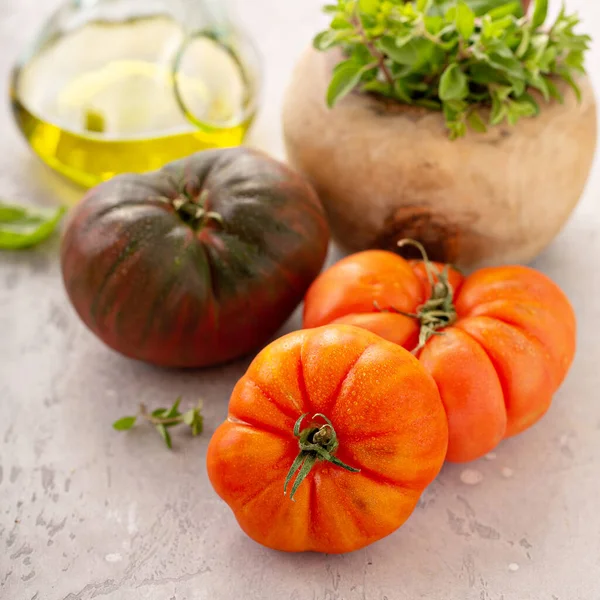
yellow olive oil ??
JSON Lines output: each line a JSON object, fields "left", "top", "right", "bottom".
{"left": 11, "top": 16, "right": 255, "bottom": 188}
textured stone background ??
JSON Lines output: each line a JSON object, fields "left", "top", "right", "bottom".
{"left": 1, "top": 1, "right": 599, "bottom": 599}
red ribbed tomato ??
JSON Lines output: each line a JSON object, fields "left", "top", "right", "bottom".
{"left": 303, "top": 246, "right": 576, "bottom": 462}
{"left": 61, "top": 148, "right": 329, "bottom": 367}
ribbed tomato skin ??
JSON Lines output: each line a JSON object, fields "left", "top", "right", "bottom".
{"left": 61, "top": 148, "right": 329, "bottom": 367}
{"left": 303, "top": 251, "right": 576, "bottom": 462}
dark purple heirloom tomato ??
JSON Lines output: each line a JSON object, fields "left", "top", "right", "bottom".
{"left": 61, "top": 148, "right": 330, "bottom": 367}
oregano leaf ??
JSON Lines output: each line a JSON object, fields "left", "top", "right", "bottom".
{"left": 113, "top": 416, "right": 137, "bottom": 431}
{"left": 455, "top": 1, "right": 475, "bottom": 40}
{"left": 531, "top": 0, "right": 549, "bottom": 30}
{"left": 468, "top": 111, "right": 488, "bottom": 133}
{"left": 326, "top": 60, "right": 368, "bottom": 107}
{"left": 558, "top": 69, "right": 582, "bottom": 102}
{"left": 156, "top": 424, "right": 172, "bottom": 449}
{"left": 164, "top": 397, "right": 182, "bottom": 419}
{"left": 487, "top": 2, "right": 522, "bottom": 19}
{"left": 439, "top": 64, "right": 469, "bottom": 101}
{"left": 393, "top": 79, "right": 413, "bottom": 103}
{"left": 317, "top": 0, "right": 590, "bottom": 138}
{"left": 359, "top": 0, "right": 379, "bottom": 13}
{"left": 546, "top": 78, "right": 564, "bottom": 103}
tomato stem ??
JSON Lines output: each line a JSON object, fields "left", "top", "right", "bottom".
{"left": 284, "top": 413, "right": 360, "bottom": 501}
{"left": 376, "top": 239, "right": 457, "bottom": 354}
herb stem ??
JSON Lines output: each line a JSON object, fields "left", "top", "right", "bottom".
{"left": 352, "top": 15, "right": 395, "bottom": 90}
{"left": 139, "top": 403, "right": 183, "bottom": 426}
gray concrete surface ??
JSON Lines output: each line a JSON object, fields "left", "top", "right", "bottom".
{"left": 1, "top": 1, "right": 600, "bottom": 599}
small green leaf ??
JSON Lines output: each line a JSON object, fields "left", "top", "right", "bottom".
{"left": 432, "top": 0, "right": 522, "bottom": 18}
{"left": 531, "top": 0, "right": 549, "bottom": 30}
{"left": 558, "top": 69, "right": 582, "bottom": 102}
{"left": 359, "top": 0, "right": 379, "bottom": 15}
{"left": 528, "top": 33, "right": 549, "bottom": 63}
{"left": 393, "top": 79, "right": 413, "bottom": 103}
{"left": 326, "top": 60, "right": 368, "bottom": 108}
{"left": 546, "top": 78, "right": 564, "bottom": 103}
{"left": 113, "top": 416, "right": 137, "bottom": 431}
{"left": 378, "top": 37, "right": 437, "bottom": 68}
{"left": 494, "top": 85, "right": 513, "bottom": 101}
{"left": 518, "top": 92, "right": 541, "bottom": 115}
{"left": 183, "top": 407, "right": 203, "bottom": 436}
{"left": 469, "top": 63, "right": 508, "bottom": 85}
{"left": 528, "top": 72, "right": 550, "bottom": 101}
{"left": 191, "top": 412, "right": 204, "bottom": 437}
{"left": 313, "top": 31, "right": 338, "bottom": 51}
{"left": 516, "top": 29, "right": 531, "bottom": 58}
{"left": 455, "top": 1, "right": 475, "bottom": 40}
{"left": 488, "top": 2, "right": 522, "bottom": 19}
{"left": 164, "top": 397, "right": 182, "bottom": 420}
{"left": 156, "top": 424, "right": 172, "bottom": 449}
{"left": 506, "top": 105, "right": 520, "bottom": 126}
{"left": 152, "top": 407, "right": 167, "bottom": 418}
{"left": 183, "top": 410, "right": 195, "bottom": 426}
{"left": 565, "top": 50, "right": 585, "bottom": 73}
{"left": 0, "top": 203, "right": 66, "bottom": 250}
{"left": 378, "top": 36, "right": 417, "bottom": 65}
{"left": 482, "top": 15, "right": 515, "bottom": 39}
{"left": 439, "top": 64, "right": 469, "bottom": 101}
{"left": 491, "top": 93, "right": 507, "bottom": 124}
{"left": 331, "top": 15, "right": 352, "bottom": 29}
{"left": 445, "top": 99, "right": 468, "bottom": 112}
{"left": 508, "top": 75, "right": 526, "bottom": 96}
{"left": 361, "top": 79, "right": 394, "bottom": 96}
{"left": 417, "top": 0, "right": 433, "bottom": 13}
{"left": 414, "top": 98, "right": 442, "bottom": 110}
{"left": 424, "top": 15, "right": 444, "bottom": 34}
{"left": 467, "top": 111, "right": 488, "bottom": 133}
{"left": 486, "top": 52, "right": 525, "bottom": 80}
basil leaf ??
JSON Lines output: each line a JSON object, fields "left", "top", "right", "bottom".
{"left": 0, "top": 203, "right": 66, "bottom": 250}
{"left": 439, "top": 64, "right": 469, "bottom": 101}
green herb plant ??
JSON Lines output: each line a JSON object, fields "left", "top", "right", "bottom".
{"left": 0, "top": 202, "right": 66, "bottom": 249}
{"left": 314, "top": 0, "right": 590, "bottom": 138}
{"left": 113, "top": 397, "right": 204, "bottom": 449}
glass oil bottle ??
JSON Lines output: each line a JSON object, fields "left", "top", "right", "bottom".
{"left": 10, "top": 0, "right": 261, "bottom": 188}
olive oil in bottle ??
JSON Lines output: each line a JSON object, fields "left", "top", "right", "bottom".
{"left": 11, "top": 13, "right": 259, "bottom": 188}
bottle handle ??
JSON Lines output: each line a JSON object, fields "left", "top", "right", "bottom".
{"left": 171, "top": 26, "right": 260, "bottom": 131}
